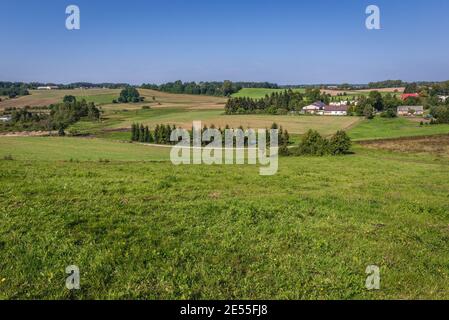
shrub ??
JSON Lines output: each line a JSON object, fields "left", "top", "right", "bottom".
{"left": 328, "top": 130, "right": 352, "bottom": 155}
{"left": 363, "top": 105, "right": 374, "bottom": 119}
{"left": 297, "top": 130, "right": 329, "bottom": 156}
{"left": 380, "top": 108, "right": 397, "bottom": 118}
{"left": 293, "top": 130, "right": 352, "bottom": 157}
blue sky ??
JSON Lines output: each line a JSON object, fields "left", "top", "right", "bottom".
{"left": 1, "top": 0, "right": 448, "bottom": 84}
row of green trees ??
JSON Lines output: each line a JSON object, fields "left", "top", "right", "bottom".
{"left": 131, "top": 122, "right": 291, "bottom": 149}
{"left": 0, "top": 82, "right": 30, "bottom": 98}
{"left": 131, "top": 123, "right": 176, "bottom": 144}
{"left": 289, "top": 130, "right": 352, "bottom": 156}
{"left": 141, "top": 81, "right": 279, "bottom": 97}
{"left": 0, "top": 96, "right": 101, "bottom": 135}
{"left": 225, "top": 89, "right": 330, "bottom": 114}
{"left": 349, "top": 92, "right": 405, "bottom": 118}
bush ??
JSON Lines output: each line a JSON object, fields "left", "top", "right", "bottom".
{"left": 380, "top": 108, "right": 397, "bottom": 118}
{"left": 118, "top": 87, "right": 142, "bottom": 103}
{"left": 328, "top": 131, "right": 352, "bottom": 155}
{"left": 296, "top": 130, "right": 329, "bottom": 156}
{"left": 363, "top": 106, "right": 374, "bottom": 119}
{"left": 3, "top": 154, "right": 14, "bottom": 161}
{"left": 293, "top": 130, "right": 352, "bottom": 157}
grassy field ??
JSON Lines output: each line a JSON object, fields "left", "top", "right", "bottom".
{"left": 232, "top": 87, "right": 403, "bottom": 100}
{"left": 0, "top": 137, "right": 449, "bottom": 299}
{"left": 348, "top": 117, "right": 449, "bottom": 141}
{"left": 0, "top": 137, "right": 169, "bottom": 161}
{"left": 231, "top": 88, "right": 305, "bottom": 99}
{"left": 0, "top": 89, "right": 121, "bottom": 109}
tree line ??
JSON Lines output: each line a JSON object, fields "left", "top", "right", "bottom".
{"left": 225, "top": 89, "right": 329, "bottom": 114}
{"left": 130, "top": 122, "right": 291, "bottom": 151}
{"left": 0, "top": 82, "right": 30, "bottom": 98}
{"left": 141, "top": 81, "right": 279, "bottom": 97}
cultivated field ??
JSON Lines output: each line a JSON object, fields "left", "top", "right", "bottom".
{"left": 0, "top": 89, "right": 121, "bottom": 110}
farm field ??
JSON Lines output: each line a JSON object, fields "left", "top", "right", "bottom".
{"left": 231, "top": 88, "right": 306, "bottom": 99}
{"left": 232, "top": 87, "right": 404, "bottom": 100}
{"left": 359, "top": 134, "right": 449, "bottom": 158}
{"left": 0, "top": 89, "right": 121, "bottom": 110}
{"left": 0, "top": 137, "right": 449, "bottom": 299}
{"left": 0, "top": 88, "right": 227, "bottom": 111}
{"left": 80, "top": 108, "right": 361, "bottom": 136}
{"left": 2, "top": 88, "right": 449, "bottom": 142}
{"left": 348, "top": 117, "right": 449, "bottom": 141}
{"left": 0, "top": 137, "right": 170, "bottom": 161}
{"left": 2, "top": 88, "right": 449, "bottom": 299}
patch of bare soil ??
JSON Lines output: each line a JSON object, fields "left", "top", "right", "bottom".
{"left": 359, "top": 134, "right": 449, "bottom": 157}
{"left": 0, "top": 131, "right": 57, "bottom": 137}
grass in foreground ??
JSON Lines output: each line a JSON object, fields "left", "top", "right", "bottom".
{"left": 0, "top": 137, "right": 449, "bottom": 299}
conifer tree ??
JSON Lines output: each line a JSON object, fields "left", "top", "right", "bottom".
{"left": 144, "top": 126, "right": 150, "bottom": 143}
{"left": 135, "top": 123, "right": 141, "bottom": 142}
{"left": 131, "top": 123, "right": 137, "bottom": 141}
{"left": 140, "top": 124, "right": 145, "bottom": 142}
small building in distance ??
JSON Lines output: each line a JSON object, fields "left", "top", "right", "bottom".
{"left": 303, "top": 102, "right": 348, "bottom": 116}
{"left": 323, "top": 105, "right": 348, "bottom": 116}
{"left": 397, "top": 106, "right": 424, "bottom": 116}
{"left": 302, "top": 101, "right": 326, "bottom": 114}
{"left": 37, "top": 86, "right": 59, "bottom": 90}
{"left": 438, "top": 95, "right": 449, "bottom": 102}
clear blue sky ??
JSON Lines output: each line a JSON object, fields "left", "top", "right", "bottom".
{"left": 1, "top": 0, "right": 448, "bottom": 84}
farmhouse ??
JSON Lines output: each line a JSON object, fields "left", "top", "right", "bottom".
{"left": 302, "top": 101, "right": 326, "bottom": 114}
{"left": 329, "top": 101, "right": 352, "bottom": 107}
{"left": 397, "top": 106, "right": 424, "bottom": 116}
{"left": 37, "top": 86, "right": 59, "bottom": 90}
{"left": 323, "top": 105, "right": 348, "bottom": 116}
{"left": 401, "top": 93, "right": 419, "bottom": 100}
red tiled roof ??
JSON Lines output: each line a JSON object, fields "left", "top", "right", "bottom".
{"left": 401, "top": 93, "right": 419, "bottom": 100}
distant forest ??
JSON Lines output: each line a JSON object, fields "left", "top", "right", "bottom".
{"left": 141, "top": 81, "right": 279, "bottom": 97}
{"left": 0, "top": 82, "right": 30, "bottom": 98}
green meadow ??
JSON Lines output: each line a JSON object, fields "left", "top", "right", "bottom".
{"left": 231, "top": 88, "right": 306, "bottom": 99}
{"left": 348, "top": 117, "right": 449, "bottom": 141}
{"left": 0, "top": 142, "right": 449, "bottom": 299}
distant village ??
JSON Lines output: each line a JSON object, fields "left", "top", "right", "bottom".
{"left": 301, "top": 92, "right": 448, "bottom": 117}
